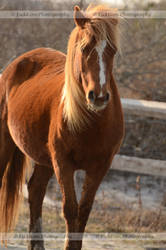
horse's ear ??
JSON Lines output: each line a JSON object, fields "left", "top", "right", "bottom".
{"left": 74, "top": 5, "right": 89, "bottom": 28}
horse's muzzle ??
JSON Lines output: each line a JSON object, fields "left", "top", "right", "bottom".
{"left": 87, "top": 90, "right": 110, "bottom": 111}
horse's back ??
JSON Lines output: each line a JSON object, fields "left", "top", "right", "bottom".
{"left": 2, "top": 48, "right": 66, "bottom": 94}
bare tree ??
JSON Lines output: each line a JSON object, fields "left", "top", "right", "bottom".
{"left": 114, "top": 0, "right": 166, "bottom": 101}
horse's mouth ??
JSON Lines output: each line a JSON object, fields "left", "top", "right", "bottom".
{"left": 87, "top": 103, "right": 107, "bottom": 112}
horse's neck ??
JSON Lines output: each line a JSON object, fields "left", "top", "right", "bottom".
{"left": 110, "top": 74, "right": 121, "bottom": 106}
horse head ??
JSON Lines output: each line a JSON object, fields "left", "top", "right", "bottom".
{"left": 63, "top": 5, "right": 120, "bottom": 131}
{"left": 73, "top": 5, "right": 119, "bottom": 112}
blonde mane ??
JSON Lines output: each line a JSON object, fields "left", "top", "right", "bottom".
{"left": 62, "top": 4, "right": 120, "bottom": 133}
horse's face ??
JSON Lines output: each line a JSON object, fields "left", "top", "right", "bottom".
{"left": 74, "top": 6, "right": 116, "bottom": 111}
{"left": 79, "top": 36, "right": 115, "bottom": 111}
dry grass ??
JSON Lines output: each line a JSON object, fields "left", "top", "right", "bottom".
{"left": 15, "top": 198, "right": 166, "bottom": 234}
{"left": 9, "top": 194, "right": 166, "bottom": 249}
{"left": 89, "top": 206, "right": 166, "bottom": 233}
{"left": 15, "top": 174, "right": 166, "bottom": 235}
{"left": 13, "top": 172, "right": 166, "bottom": 249}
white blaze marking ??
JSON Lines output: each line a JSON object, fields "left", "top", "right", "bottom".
{"left": 96, "top": 40, "right": 107, "bottom": 95}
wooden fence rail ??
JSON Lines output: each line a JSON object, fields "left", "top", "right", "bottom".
{"left": 121, "top": 98, "right": 166, "bottom": 120}
{"left": 115, "top": 98, "right": 166, "bottom": 176}
{"left": 112, "top": 155, "right": 166, "bottom": 177}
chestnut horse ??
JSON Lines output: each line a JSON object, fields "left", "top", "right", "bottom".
{"left": 0, "top": 5, "right": 124, "bottom": 250}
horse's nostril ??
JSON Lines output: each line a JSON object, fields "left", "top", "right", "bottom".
{"left": 88, "top": 91, "right": 95, "bottom": 102}
{"left": 105, "top": 92, "right": 110, "bottom": 102}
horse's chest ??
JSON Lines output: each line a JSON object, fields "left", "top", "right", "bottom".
{"left": 66, "top": 131, "right": 113, "bottom": 168}
{"left": 56, "top": 118, "right": 123, "bottom": 169}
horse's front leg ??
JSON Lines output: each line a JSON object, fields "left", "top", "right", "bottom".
{"left": 53, "top": 164, "right": 79, "bottom": 250}
{"left": 77, "top": 163, "right": 110, "bottom": 237}
{"left": 28, "top": 164, "right": 53, "bottom": 250}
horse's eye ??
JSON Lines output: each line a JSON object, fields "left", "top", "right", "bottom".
{"left": 81, "top": 45, "right": 90, "bottom": 55}
{"left": 91, "top": 35, "right": 96, "bottom": 44}
{"left": 81, "top": 36, "right": 96, "bottom": 54}
{"left": 81, "top": 46, "right": 87, "bottom": 53}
